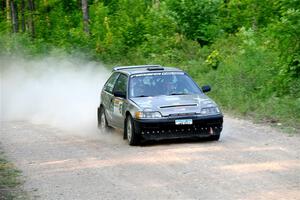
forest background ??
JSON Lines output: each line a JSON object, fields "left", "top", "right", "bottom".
{"left": 1, "top": 0, "right": 299, "bottom": 131}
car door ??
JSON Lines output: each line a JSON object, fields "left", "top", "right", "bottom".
{"left": 101, "top": 72, "right": 120, "bottom": 125}
{"left": 111, "top": 73, "right": 128, "bottom": 128}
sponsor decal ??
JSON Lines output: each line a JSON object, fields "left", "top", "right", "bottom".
{"left": 132, "top": 72, "right": 184, "bottom": 77}
{"left": 114, "top": 99, "right": 123, "bottom": 114}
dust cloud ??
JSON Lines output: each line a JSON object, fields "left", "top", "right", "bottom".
{"left": 0, "top": 55, "right": 111, "bottom": 136}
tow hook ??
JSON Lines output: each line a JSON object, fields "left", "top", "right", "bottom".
{"left": 209, "top": 127, "right": 214, "bottom": 135}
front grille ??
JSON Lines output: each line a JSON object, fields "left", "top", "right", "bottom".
{"left": 140, "top": 123, "right": 222, "bottom": 140}
{"left": 168, "top": 112, "right": 197, "bottom": 117}
{"left": 135, "top": 115, "right": 223, "bottom": 140}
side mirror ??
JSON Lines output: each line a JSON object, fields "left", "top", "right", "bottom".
{"left": 202, "top": 85, "right": 211, "bottom": 93}
{"left": 114, "top": 91, "right": 126, "bottom": 98}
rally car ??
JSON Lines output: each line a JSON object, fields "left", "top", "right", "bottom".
{"left": 97, "top": 65, "right": 223, "bottom": 145}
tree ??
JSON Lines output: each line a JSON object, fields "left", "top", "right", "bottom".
{"left": 20, "top": 0, "right": 25, "bottom": 32}
{"left": 81, "top": 0, "right": 89, "bottom": 34}
{"left": 27, "top": 0, "right": 35, "bottom": 37}
{"left": 10, "top": 0, "right": 18, "bottom": 33}
{"left": 166, "top": 0, "right": 223, "bottom": 46}
{"left": 6, "top": 0, "right": 10, "bottom": 22}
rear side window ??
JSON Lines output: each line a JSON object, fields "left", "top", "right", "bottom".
{"left": 104, "top": 72, "right": 119, "bottom": 93}
{"left": 113, "top": 74, "right": 128, "bottom": 96}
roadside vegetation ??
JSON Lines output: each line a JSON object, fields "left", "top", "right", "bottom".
{"left": 0, "top": 0, "right": 299, "bottom": 131}
{"left": 0, "top": 150, "right": 26, "bottom": 200}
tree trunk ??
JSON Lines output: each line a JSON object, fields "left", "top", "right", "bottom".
{"left": 251, "top": 4, "right": 257, "bottom": 31}
{"left": 81, "top": 0, "right": 89, "bottom": 34}
{"left": 1, "top": 0, "right": 6, "bottom": 13}
{"left": 10, "top": 0, "right": 18, "bottom": 33}
{"left": 20, "top": 0, "right": 25, "bottom": 32}
{"left": 6, "top": 0, "right": 10, "bottom": 21}
{"left": 43, "top": 0, "right": 50, "bottom": 28}
{"left": 27, "top": 0, "right": 35, "bottom": 38}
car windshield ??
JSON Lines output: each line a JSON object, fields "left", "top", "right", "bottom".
{"left": 129, "top": 72, "right": 202, "bottom": 98}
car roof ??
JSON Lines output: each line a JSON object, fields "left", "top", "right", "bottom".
{"left": 112, "top": 65, "right": 183, "bottom": 75}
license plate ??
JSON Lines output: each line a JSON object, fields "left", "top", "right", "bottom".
{"left": 175, "top": 119, "right": 193, "bottom": 125}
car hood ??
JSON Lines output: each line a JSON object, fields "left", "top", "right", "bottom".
{"left": 130, "top": 94, "right": 218, "bottom": 117}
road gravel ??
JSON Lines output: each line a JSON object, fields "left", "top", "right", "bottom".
{"left": 0, "top": 116, "right": 300, "bottom": 200}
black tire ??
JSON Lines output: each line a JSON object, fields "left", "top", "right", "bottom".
{"left": 208, "top": 134, "right": 220, "bottom": 141}
{"left": 97, "top": 107, "right": 101, "bottom": 126}
{"left": 125, "top": 115, "right": 139, "bottom": 146}
{"left": 98, "top": 107, "right": 109, "bottom": 131}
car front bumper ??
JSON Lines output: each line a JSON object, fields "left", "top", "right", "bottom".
{"left": 133, "top": 114, "right": 223, "bottom": 141}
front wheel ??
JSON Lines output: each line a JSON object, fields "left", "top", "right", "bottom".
{"left": 125, "top": 115, "right": 139, "bottom": 146}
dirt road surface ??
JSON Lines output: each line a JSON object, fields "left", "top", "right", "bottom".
{"left": 1, "top": 116, "right": 300, "bottom": 200}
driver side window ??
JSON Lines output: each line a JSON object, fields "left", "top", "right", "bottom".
{"left": 113, "top": 74, "right": 128, "bottom": 97}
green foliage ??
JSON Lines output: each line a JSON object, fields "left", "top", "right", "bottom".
{"left": 265, "top": 1, "right": 300, "bottom": 97}
{"left": 205, "top": 50, "right": 220, "bottom": 69}
{"left": 0, "top": 0, "right": 299, "bottom": 129}
{"left": 166, "top": 0, "right": 223, "bottom": 45}
{"left": 220, "top": 0, "right": 280, "bottom": 33}
{"left": 193, "top": 28, "right": 300, "bottom": 127}
{"left": 0, "top": 151, "right": 26, "bottom": 199}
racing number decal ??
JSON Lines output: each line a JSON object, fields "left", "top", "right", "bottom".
{"left": 119, "top": 102, "right": 123, "bottom": 114}
{"left": 113, "top": 98, "right": 123, "bottom": 116}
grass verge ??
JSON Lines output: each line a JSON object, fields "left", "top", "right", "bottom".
{"left": 0, "top": 150, "right": 27, "bottom": 200}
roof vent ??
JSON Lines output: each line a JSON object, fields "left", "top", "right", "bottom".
{"left": 147, "top": 67, "right": 164, "bottom": 71}
{"left": 113, "top": 65, "right": 162, "bottom": 71}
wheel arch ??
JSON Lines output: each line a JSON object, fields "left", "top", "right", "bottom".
{"left": 99, "top": 103, "right": 104, "bottom": 109}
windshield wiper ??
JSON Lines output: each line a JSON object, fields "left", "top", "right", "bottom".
{"left": 135, "top": 95, "right": 150, "bottom": 97}
{"left": 169, "top": 92, "right": 190, "bottom": 96}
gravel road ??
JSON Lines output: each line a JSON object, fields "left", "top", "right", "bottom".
{"left": 0, "top": 116, "right": 299, "bottom": 200}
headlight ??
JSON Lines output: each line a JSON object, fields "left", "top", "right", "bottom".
{"left": 200, "top": 107, "right": 220, "bottom": 115}
{"left": 135, "top": 111, "right": 162, "bottom": 119}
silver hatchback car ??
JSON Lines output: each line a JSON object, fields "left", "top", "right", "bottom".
{"left": 97, "top": 65, "right": 223, "bottom": 145}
